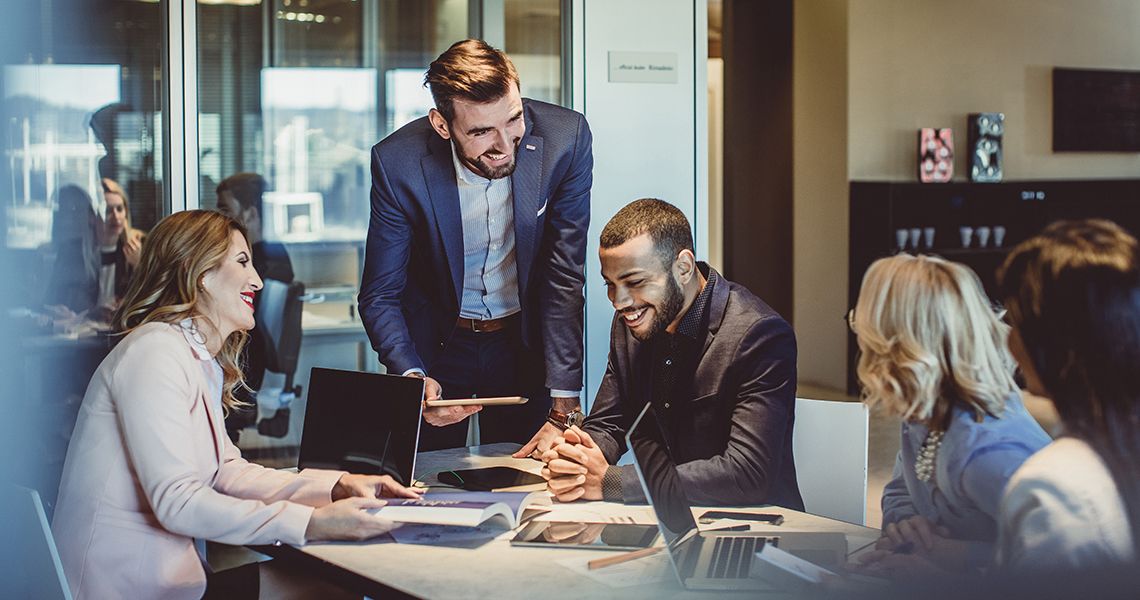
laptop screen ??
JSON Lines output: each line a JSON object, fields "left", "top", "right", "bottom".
{"left": 299, "top": 368, "right": 424, "bottom": 486}
{"left": 626, "top": 402, "right": 699, "bottom": 545}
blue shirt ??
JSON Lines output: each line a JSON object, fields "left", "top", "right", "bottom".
{"left": 881, "top": 391, "right": 1052, "bottom": 545}
{"left": 451, "top": 143, "right": 521, "bottom": 321}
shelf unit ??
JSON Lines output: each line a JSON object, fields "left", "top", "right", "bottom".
{"left": 846, "top": 179, "right": 1140, "bottom": 393}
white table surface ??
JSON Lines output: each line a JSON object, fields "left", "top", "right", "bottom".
{"left": 264, "top": 443, "right": 880, "bottom": 599}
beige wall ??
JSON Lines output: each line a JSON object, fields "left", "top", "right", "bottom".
{"left": 793, "top": 0, "right": 849, "bottom": 390}
{"left": 849, "top": 0, "right": 1140, "bottom": 180}
{"left": 794, "top": 0, "right": 1140, "bottom": 391}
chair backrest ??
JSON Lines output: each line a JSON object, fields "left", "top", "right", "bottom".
{"left": 254, "top": 279, "right": 305, "bottom": 376}
{"left": 792, "top": 398, "right": 869, "bottom": 525}
{"left": 0, "top": 485, "right": 72, "bottom": 599}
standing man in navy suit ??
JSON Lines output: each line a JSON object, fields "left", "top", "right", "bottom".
{"left": 359, "top": 39, "right": 593, "bottom": 452}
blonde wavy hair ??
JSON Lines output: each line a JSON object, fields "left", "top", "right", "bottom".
{"left": 852, "top": 254, "right": 1017, "bottom": 427}
{"left": 114, "top": 210, "right": 250, "bottom": 413}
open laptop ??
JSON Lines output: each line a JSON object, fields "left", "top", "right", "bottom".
{"left": 299, "top": 367, "right": 424, "bottom": 486}
{"left": 626, "top": 402, "right": 846, "bottom": 591}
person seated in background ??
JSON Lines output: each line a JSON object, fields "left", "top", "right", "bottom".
{"left": 216, "top": 172, "right": 294, "bottom": 439}
{"left": 43, "top": 179, "right": 143, "bottom": 324}
{"left": 216, "top": 173, "right": 293, "bottom": 284}
{"left": 849, "top": 254, "right": 1050, "bottom": 573}
{"left": 43, "top": 185, "right": 102, "bottom": 320}
{"left": 540, "top": 198, "right": 803, "bottom": 509}
{"left": 51, "top": 210, "right": 418, "bottom": 599}
{"left": 993, "top": 219, "right": 1138, "bottom": 570}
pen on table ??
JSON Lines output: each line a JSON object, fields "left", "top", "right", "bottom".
{"left": 587, "top": 546, "right": 662, "bottom": 570}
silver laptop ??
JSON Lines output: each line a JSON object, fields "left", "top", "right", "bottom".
{"left": 626, "top": 402, "right": 846, "bottom": 591}
{"left": 300, "top": 368, "right": 424, "bottom": 486}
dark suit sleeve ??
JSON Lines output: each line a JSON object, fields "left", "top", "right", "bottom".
{"left": 536, "top": 115, "right": 592, "bottom": 392}
{"left": 672, "top": 317, "right": 798, "bottom": 506}
{"left": 358, "top": 145, "right": 424, "bottom": 375}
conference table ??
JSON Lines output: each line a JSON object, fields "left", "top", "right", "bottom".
{"left": 256, "top": 443, "right": 880, "bottom": 599}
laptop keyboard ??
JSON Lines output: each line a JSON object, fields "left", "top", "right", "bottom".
{"left": 707, "top": 537, "right": 761, "bottom": 579}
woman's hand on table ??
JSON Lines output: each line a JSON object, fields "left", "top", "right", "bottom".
{"left": 305, "top": 497, "right": 395, "bottom": 542}
{"left": 333, "top": 473, "right": 423, "bottom": 501}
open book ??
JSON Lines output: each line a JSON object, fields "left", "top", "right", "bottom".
{"left": 369, "top": 491, "right": 551, "bottom": 528}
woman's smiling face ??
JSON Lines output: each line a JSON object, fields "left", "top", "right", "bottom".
{"left": 198, "top": 229, "right": 263, "bottom": 339}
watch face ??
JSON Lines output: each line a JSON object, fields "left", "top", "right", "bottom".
{"left": 568, "top": 411, "right": 585, "bottom": 428}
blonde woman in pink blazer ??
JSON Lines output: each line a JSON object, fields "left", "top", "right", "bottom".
{"left": 51, "top": 210, "right": 420, "bottom": 599}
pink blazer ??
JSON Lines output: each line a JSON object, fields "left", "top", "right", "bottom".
{"left": 52, "top": 322, "right": 344, "bottom": 599}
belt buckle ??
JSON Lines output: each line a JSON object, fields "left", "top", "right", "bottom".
{"left": 471, "top": 319, "right": 485, "bottom": 333}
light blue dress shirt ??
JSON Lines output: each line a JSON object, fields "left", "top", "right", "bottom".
{"left": 451, "top": 144, "right": 521, "bottom": 321}
{"left": 881, "top": 391, "right": 1052, "bottom": 546}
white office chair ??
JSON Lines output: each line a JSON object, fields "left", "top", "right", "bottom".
{"left": 0, "top": 485, "right": 72, "bottom": 599}
{"left": 792, "top": 398, "right": 869, "bottom": 525}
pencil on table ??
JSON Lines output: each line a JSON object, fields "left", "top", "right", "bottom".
{"left": 587, "top": 546, "right": 663, "bottom": 570}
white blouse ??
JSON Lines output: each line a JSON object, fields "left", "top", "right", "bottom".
{"left": 996, "top": 436, "right": 1134, "bottom": 570}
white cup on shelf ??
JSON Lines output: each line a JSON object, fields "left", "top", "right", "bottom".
{"left": 923, "top": 227, "right": 935, "bottom": 249}
{"left": 909, "top": 228, "right": 921, "bottom": 251}
{"left": 994, "top": 226, "right": 1007, "bottom": 247}
{"left": 959, "top": 226, "right": 974, "bottom": 249}
{"left": 896, "top": 229, "right": 909, "bottom": 251}
{"left": 976, "top": 226, "right": 992, "bottom": 248}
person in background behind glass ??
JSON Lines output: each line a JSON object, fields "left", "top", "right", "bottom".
{"left": 43, "top": 185, "right": 101, "bottom": 319}
{"left": 216, "top": 173, "right": 295, "bottom": 440}
{"left": 43, "top": 179, "right": 142, "bottom": 325}
{"left": 849, "top": 254, "right": 1051, "bottom": 577}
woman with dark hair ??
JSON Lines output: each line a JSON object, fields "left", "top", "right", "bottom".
{"left": 993, "top": 218, "right": 1139, "bottom": 569}
{"left": 52, "top": 210, "right": 419, "bottom": 599}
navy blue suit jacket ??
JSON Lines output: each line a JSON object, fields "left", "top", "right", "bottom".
{"left": 359, "top": 99, "right": 592, "bottom": 392}
{"left": 583, "top": 265, "right": 804, "bottom": 509}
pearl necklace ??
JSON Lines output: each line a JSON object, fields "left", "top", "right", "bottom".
{"left": 915, "top": 430, "right": 945, "bottom": 482}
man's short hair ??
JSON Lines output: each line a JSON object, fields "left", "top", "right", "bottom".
{"left": 216, "top": 172, "right": 267, "bottom": 217}
{"left": 599, "top": 198, "right": 694, "bottom": 269}
{"left": 425, "top": 39, "right": 520, "bottom": 122}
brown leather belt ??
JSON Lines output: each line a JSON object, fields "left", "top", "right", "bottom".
{"left": 455, "top": 314, "right": 518, "bottom": 333}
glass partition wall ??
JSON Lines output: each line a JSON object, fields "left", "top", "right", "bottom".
{"left": 1, "top": 0, "right": 168, "bottom": 512}
{"left": 196, "top": 0, "right": 566, "bottom": 462}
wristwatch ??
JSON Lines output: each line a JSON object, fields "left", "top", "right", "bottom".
{"left": 546, "top": 407, "right": 584, "bottom": 430}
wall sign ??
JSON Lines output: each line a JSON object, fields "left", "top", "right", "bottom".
{"left": 607, "top": 51, "right": 678, "bottom": 84}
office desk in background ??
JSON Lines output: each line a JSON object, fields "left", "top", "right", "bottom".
{"left": 256, "top": 444, "right": 880, "bottom": 599}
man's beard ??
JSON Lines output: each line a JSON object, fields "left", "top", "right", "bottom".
{"left": 460, "top": 142, "right": 519, "bottom": 180}
{"left": 632, "top": 275, "right": 686, "bottom": 342}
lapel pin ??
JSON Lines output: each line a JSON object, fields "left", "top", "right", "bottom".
{"left": 525, "top": 144, "right": 536, "bottom": 151}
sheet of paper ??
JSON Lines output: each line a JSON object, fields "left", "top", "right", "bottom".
{"left": 555, "top": 551, "right": 671, "bottom": 588}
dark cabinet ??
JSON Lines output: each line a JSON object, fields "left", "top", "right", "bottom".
{"left": 846, "top": 179, "right": 1140, "bottom": 393}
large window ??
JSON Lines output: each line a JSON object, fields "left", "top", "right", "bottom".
{"left": 1, "top": 0, "right": 168, "bottom": 509}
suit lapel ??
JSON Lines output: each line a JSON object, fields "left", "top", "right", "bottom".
{"left": 511, "top": 105, "right": 544, "bottom": 301}
{"left": 697, "top": 267, "right": 729, "bottom": 364}
{"left": 423, "top": 135, "right": 464, "bottom": 306}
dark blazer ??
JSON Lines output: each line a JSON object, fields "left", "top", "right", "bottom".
{"left": 359, "top": 99, "right": 592, "bottom": 391}
{"left": 583, "top": 266, "right": 804, "bottom": 509}
{"left": 45, "top": 237, "right": 132, "bottom": 314}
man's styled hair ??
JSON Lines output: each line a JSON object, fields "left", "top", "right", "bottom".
{"left": 425, "top": 39, "right": 520, "bottom": 122}
{"left": 599, "top": 198, "right": 694, "bottom": 269}
{"left": 216, "top": 172, "right": 268, "bottom": 217}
